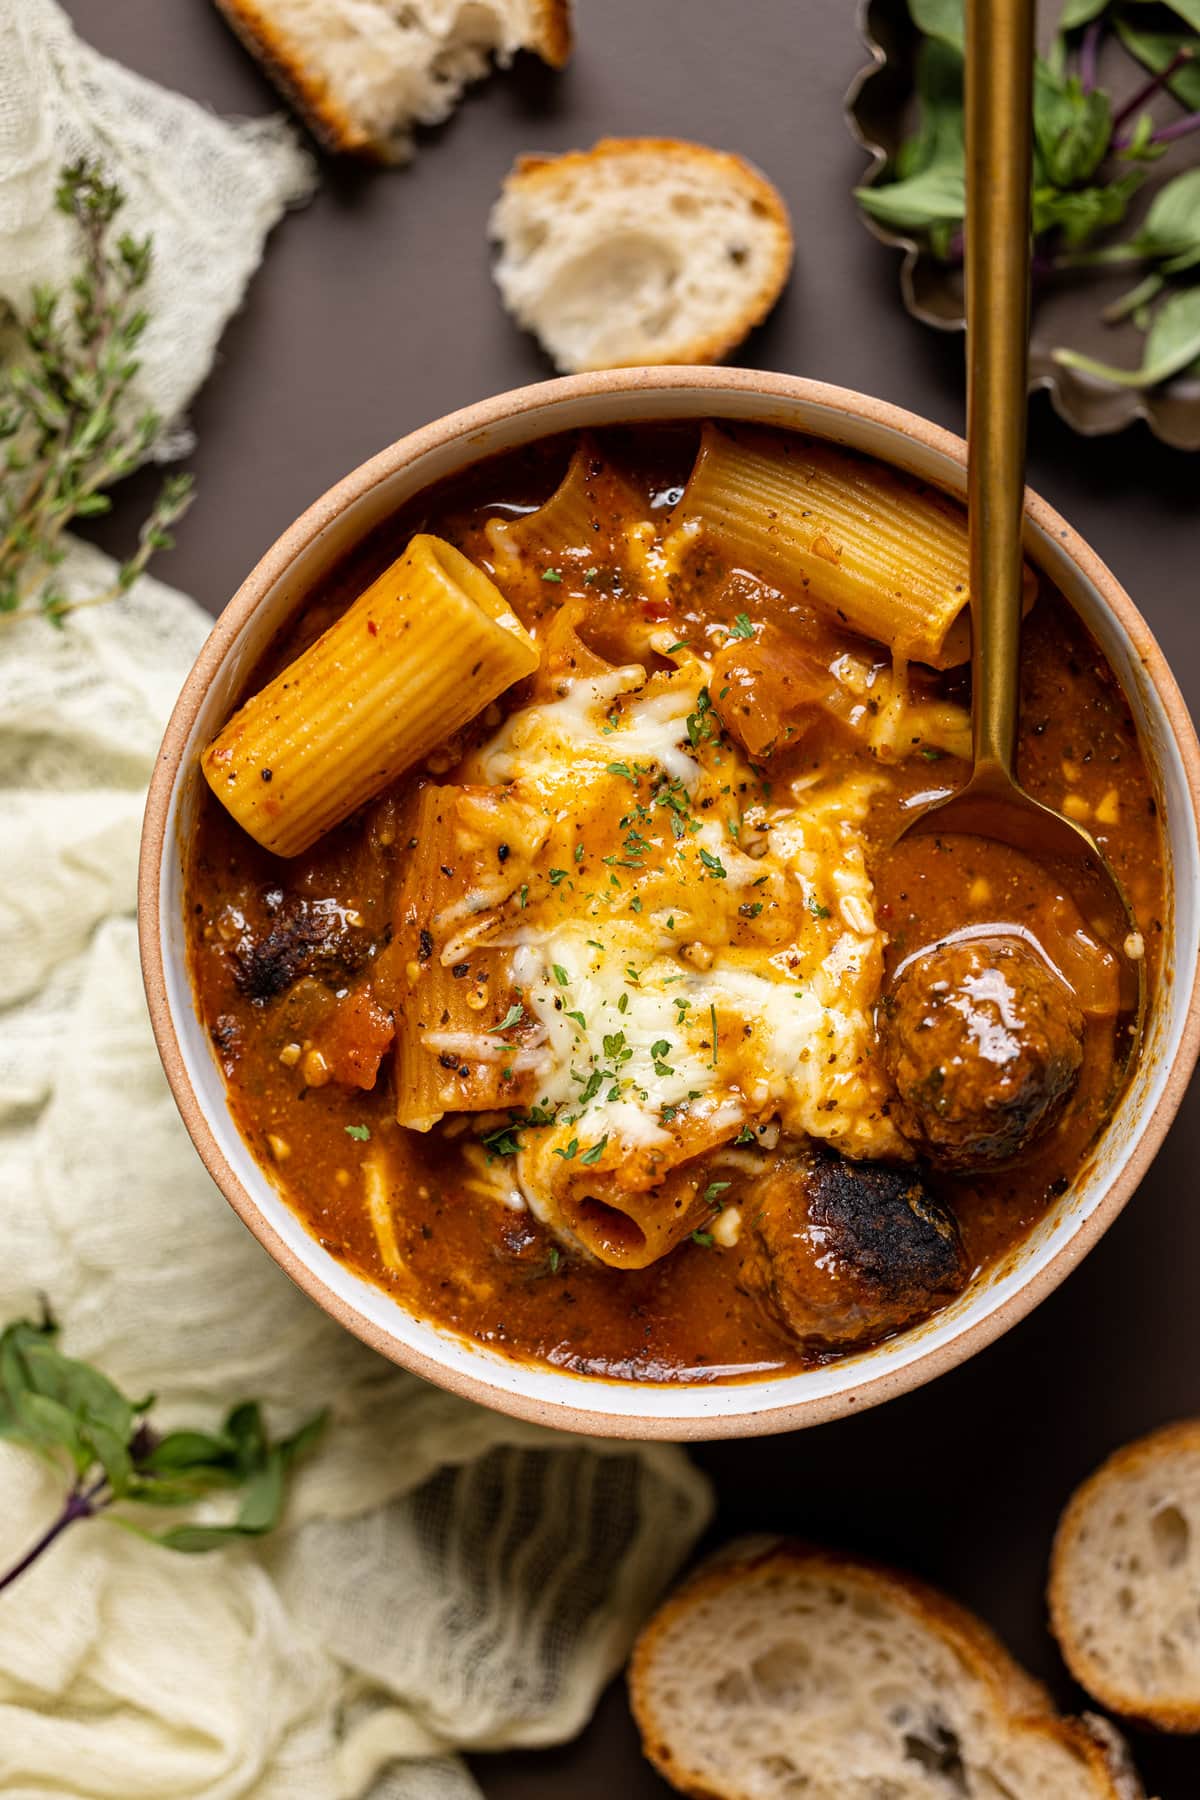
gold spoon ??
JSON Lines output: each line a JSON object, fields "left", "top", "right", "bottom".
{"left": 898, "top": 0, "right": 1143, "bottom": 1011}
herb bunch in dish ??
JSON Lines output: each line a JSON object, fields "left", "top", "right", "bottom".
{"left": 855, "top": 0, "right": 1200, "bottom": 389}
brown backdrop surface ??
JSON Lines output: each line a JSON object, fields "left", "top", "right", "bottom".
{"left": 61, "top": 3, "right": 1200, "bottom": 1793}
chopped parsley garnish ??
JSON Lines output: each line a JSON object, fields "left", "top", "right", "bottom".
{"left": 699, "top": 847, "right": 727, "bottom": 879}
{"left": 607, "top": 761, "right": 635, "bottom": 780}
{"left": 629, "top": 894, "right": 643, "bottom": 913}
{"left": 495, "top": 1003, "right": 525, "bottom": 1032}
{"left": 920, "top": 745, "right": 945, "bottom": 761}
{"left": 482, "top": 1124, "right": 521, "bottom": 1157}
{"left": 345, "top": 1123, "right": 371, "bottom": 1141}
{"left": 730, "top": 612, "right": 755, "bottom": 640}
{"left": 552, "top": 964, "right": 570, "bottom": 987}
{"left": 740, "top": 900, "right": 764, "bottom": 919}
{"left": 691, "top": 1230, "right": 715, "bottom": 1248}
{"left": 686, "top": 686, "right": 717, "bottom": 749}
{"left": 553, "top": 1137, "right": 580, "bottom": 1161}
{"left": 807, "top": 895, "right": 832, "bottom": 921}
{"left": 566, "top": 1009, "right": 588, "bottom": 1030}
{"left": 616, "top": 992, "right": 629, "bottom": 1014}
{"left": 735, "top": 1125, "right": 757, "bottom": 1145}
{"left": 602, "top": 1030, "right": 632, "bottom": 1064}
{"left": 703, "top": 1179, "right": 732, "bottom": 1204}
{"left": 583, "top": 567, "right": 599, "bottom": 583}
{"left": 548, "top": 868, "right": 569, "bottom": 885}
{"left": 651, "top": 1039, "right": 672, "bottom": 1060}
{"left": 518, "top": 884, "right": 528, "bottom": 909}
{"left": 574, "top": 841, "right": 585, "bottom": 863}
{"left": 548, "top": 1246, "right": 562, "bottom": 1272}
{"left": 579, "top": 1135, "right": 609, "bottom": 1166}
{"left": 577, "top": 1070, "right": 605, "bottom": 1105}
{"left": 709, "top": 1002, "right": 719, "bottom": 1068}
{"left": 665, "top": 639, "right": 690, "bottom": 652}
{"left": 625, "top": 965, "right": 641, "bottom": 985}
{"left": 541, "top": 568, "right": 563, "bottom": 583}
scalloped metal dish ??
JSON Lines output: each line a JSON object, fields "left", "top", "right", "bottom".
{"left": 847, "top": 0, "right": 1200, "bottom": 450}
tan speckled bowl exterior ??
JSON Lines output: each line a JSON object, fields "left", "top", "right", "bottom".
{"left": 139, "top": 369, "right": 1200, "bottom": 1440}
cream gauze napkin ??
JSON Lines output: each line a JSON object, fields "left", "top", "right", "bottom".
{"left": 0, "top": 5, "right": 714, "bottom": 1797}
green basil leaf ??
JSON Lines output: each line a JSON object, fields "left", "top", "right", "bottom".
{"left": 147, "top": 1407, "right": 326, "bottom": 1551}
{"left": 1059, "top": 0, "right": 1109, "bottom": 26}
{"left": 895, "top": 38, "right": 965, "bottom": 184}
{"left": 1143, "top": 283, "right": 1200, "bottom": 375}
{"left": 909, "top": 0, "right": 964, "bottom": 49}
{"left": 152, "top": 1522, "right": 263, "bottom": 1553}
{"left": 1054, "top": 284, "right": 1200, "bottom": 384}
{"left": 224, "top": 1400, "right": 268, "bottom": 1478}
{"left": 1128, "top": 166, "right": 1200, "bottom": 259}
{"left": 1158, "top": 0, "right": 1200, "bottom": 34}
{"left": 1119, "top": 110, "right": 1170, "bottom": 163}
{"left": 1114, "top": 17, "right": 1200, "bottom": 110}
{"left": 855, "top": 161, "right": 967, "bottom": 235}
{"left": 0, "top": 1317, "right": 137, "bottom": 1483}
{"left": 125, "top": 1468, "right": 241, "bottom": 1506}
{"left": 1033, "top": 171, "right": 1145, "bottom": 246}
{"left": 1033, "top": 65, "right": 1113, "bottom": 187}
{"left": 141, "top": 1429, "right": 237, "bottom": 1472}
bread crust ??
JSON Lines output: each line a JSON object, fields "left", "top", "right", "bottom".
{"left": 213, "top": 0, "right": 574, "bottom": 159}
{"left": 630, "top": 1540, "right": 1143, "bottom": 1800}
{"left": 499, "top": 137, "right": 794, "bottom": 369}
{"left": 1049, "top": 1417, "right": 1200, "bottom": 1733}
{"left": 529, "top": 0, "right": 573, "bottom": 68}
{"left": 213, "top": 0, "right": 372, "bottom": 156}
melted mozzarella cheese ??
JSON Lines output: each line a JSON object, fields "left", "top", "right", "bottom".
{"left": 454, "top": 651, "right": 904, "bottom": 1191}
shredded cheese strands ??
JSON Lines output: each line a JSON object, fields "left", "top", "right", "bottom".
{"left": 363, "top": 1152, "right": 405, "bottom": 1272}
{"left": 680, "top": 423, "right": 979, "bottom": 669}
{"left": 202, "top": 534, "right": 538, "bottom": 857}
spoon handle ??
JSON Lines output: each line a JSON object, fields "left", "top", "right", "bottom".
{"left": 964, "top": 0, "right": 1035, "bottom": 784}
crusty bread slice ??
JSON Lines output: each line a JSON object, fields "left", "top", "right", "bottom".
{"left": 630, "top": 1540, "right": 1146, "bottom": 1800}
{"left": 490, "top": 138, "right": 793, "bottom": 372}
{"left": 1050, "top": 1418, "right": 1200, "bottom": 1732}
{"left": 213, "top": 0, "right": 572, "bottom": 161}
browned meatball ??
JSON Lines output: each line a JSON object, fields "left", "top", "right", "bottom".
{"left": 881, "top": 937, "right": 1084, "bottom": 1173}
{"left": 739, "top": 1150, "right": 967, "bottom": 1352}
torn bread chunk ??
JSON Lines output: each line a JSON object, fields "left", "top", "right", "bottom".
{"left": 1050, "top": 1418, "right": 1200, "bottom": 1732}
{"left": 213, "top": 0, "right": 572, "bottom": 161}
{"left": 630, "top": 1540, "right": 1146, "bottom": 1800}
{"left": 490, "top": 137, "right": 793, "bottom": 372}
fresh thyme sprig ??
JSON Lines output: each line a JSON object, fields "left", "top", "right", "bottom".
{"left": 0, "top": 1307, "right": 325, "bottom": 1594}
{"left": 0, "top": 159, "right": 194, "bottom": 626}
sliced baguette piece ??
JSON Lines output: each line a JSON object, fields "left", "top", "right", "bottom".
{"left": 212, "top": 0, "right": 572, "bottom": 162}
{"left": 1050, "top": 1418, "right": 1200, "bottom": 1732}
{"left": 630, "top": 1540, "right": 1146, "bottom": 1800}
{"left": 490, "top": 138, "right": 793, "bottom": 372}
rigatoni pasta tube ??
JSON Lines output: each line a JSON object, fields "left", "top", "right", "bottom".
{"left": 202, "top": 535, "right": 539, "bottom": 857}
{"left": 486, "top": 436, "right": 643, "bottom": 575}
{"left": 680, "top": 425, "right": 1031, "bottom": 669}
{"left": 393, "top": 783, "right": 542, "bottom": 1131}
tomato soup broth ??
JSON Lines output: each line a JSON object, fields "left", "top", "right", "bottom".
{"left": 186, "top": 425, "right": 1163, "bottom": 1382}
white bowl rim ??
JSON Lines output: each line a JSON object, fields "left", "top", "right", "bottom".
{"left": 138, "top": 366, "right": 1200, "bottom": 1441}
